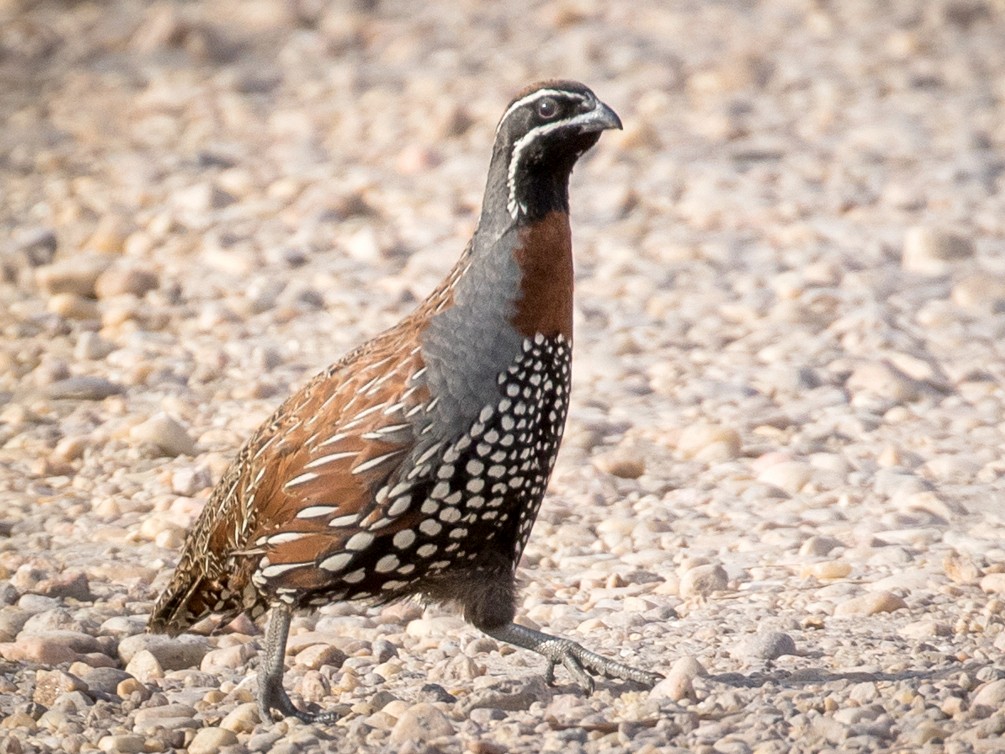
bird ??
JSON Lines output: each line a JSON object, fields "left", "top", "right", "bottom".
{"left": 148, "top": 79, "right": 661, "bottom": 723}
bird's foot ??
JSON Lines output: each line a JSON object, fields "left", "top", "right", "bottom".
{"left": 482, "top": 622, "right": 662, "bottom": 694}
{"left": 257, "top": 676, "right": 340, "bottom": 724}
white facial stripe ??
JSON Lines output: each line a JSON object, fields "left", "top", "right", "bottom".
{"left": 495, "top": 88, "right": 586, "bottom": 136}
{"left": 505, "top": 109, "right": 596, "bottom": 218}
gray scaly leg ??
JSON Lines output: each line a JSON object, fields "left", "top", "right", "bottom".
{"left": 258, "top": 603, "right": 339, "bottom": 723}
{"left": 481, "top": 622, "right": 662, "bottom": 692}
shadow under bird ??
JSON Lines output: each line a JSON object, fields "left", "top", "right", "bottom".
{"left": 148, "top": 79, "right": 661, "bottom": 723}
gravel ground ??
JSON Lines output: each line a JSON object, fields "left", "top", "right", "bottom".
{"left": 2, "top": 1, "right": 1005, "bottom": 752}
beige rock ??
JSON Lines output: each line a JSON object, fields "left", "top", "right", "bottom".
{"left": 219, "top": 702, "right": 259, "bottom": 733}
{"left": 757, "top": 461, "right": 813, "bottom": 494}
{"left": 48, "top": 292, "right": 100, "bottom": 319}
{"left": 952, "top": 273, "right": 1005, "bottom": 311}
{"left": 902, "top": 226, "right": 974, "bottom": 275}
{"left": 97, "top": 735, "right": 146, "bottom": 754}
{"left": 677, "top": 423, "right": 742, "bottom": 461}
{"left": 650, "top": 654, "right": 705, "bottom": 702}
{"left": 129, "top": 413, "right": 197, "bottom": 456}
{"left": 33, "top": 669, "right": 87, "bottom": 706}
{"left": 187, "top": 726, "right": 239, "bottom": 754}
{"left": 118, "top": 633, "right": 209, "bottom": 669}
{"left": 593, "top": 449, "right": 646, "bottom": 479}
{"left": 802, "top": 561, "right": 852, "bottom": 580}
{"left": 979, "top": 573, "right": 1005, "bottom": 595}
{"left": 0, "top": 635, "right": 78, "bottom": 665}
{"left": 834, "top": 590, "right": 908, "bottom": 617}
{"left": 943, "top": 554, "right": 982, "bottom": 585}
{"left": 679, "top": 563, "right": 729, "bottom": 599}
{"left": 200, "top": 642, "right": 255, "bottom": 673}
{"left": 124, "top": 649, "right": 164, "bottom": 682}
{"left": 95, "top": 265, "right": 159, "bottom": 298}
{"left": 388, "top": 703, "right": 455, "bottom": 745}
{"left": 34, "top": 253, "right": 113, "bottom": 297}
{"left": 86, "top": 214, "right": 133, "bottom": 254}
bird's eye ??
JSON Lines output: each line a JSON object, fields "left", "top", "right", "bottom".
{"left": 536, "top": 97, "right": 559, "bottom": 120}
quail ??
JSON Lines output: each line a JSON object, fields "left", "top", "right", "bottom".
{"left": 148, "top": 80, "right": 661, "bottom": 723}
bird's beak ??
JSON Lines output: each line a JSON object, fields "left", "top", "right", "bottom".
{"left": 578, "top": 100, "right": 623, "bottom": 133}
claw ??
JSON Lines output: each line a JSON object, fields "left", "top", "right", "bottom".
{"left": 482, "top": 622, "right": 660, "bottom": 692}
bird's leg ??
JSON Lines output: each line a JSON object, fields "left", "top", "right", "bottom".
{"left": 480, "top": 621, "right": 662, "bottom": 693}
{"left": 258, "top": 603, "right": 339, "bottom": 724}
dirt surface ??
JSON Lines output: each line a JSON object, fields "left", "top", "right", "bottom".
{"left": 2, "top": 1, "right": 1005, "bottom": 752}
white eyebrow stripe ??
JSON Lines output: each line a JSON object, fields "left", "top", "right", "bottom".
{"left": 506, "top": 116, "right": 583, "bottom": 217}
{"left": 495, "top": 88, "right": 585, "bottom": 135}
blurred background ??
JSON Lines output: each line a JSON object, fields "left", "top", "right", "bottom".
{"left": 2, "top": 1, "right": 1005, "bottom": 751}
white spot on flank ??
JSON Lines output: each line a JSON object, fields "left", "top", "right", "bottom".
{"left": 329, "top": 514, "right": 360, "bottom": 528}
{"left": 345, "top": 532, "right": 374, "bottom": 551}
{"left": 344, "top": 569, "right": 366, "bottom": 583}
{"left": 420, "top": 519, "right": 442, "bottom": 536}
{"left": 417, "top": 544, "right": 437, "bottom": 557}
{"left": 320, "top": 553, "right": 353, "bottom": 571}
{"left": 376, "top": 554, "right": 400, "bottom": 573}
{"left": 393, "top": 529, "right": 416, "bottom": 549}
{"left": 439, "top": 507, "right": 461, "bottom": 523}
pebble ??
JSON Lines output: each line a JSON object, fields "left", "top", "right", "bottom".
{"left": 34, "top": 254, "right": 112, "bottom": 297}
{"left": 44, "top": 376, "right": 123, "bottom": 400}
{"left": 1, "top": 634, "right": 87, "bottom": 664}
{"left": 679, "top": 564, "right": 729, "bottom": 599}
{"left": 593, "top": 448, "right": 646, "bottom": 479}
{"left": 97, "top": 735, "right": 146, "bottom": 754}
{"left": 940, "top": 554, "right": 980, "bottom": 591}
{"left": 735, "top": 631, "right": 797, "bottom": 662}
{"left": 972, "top": 679, "right": 1005, "bottom": 709}
{"left": 47, "top": 293, "right": 100, "bottom": 320}
{"left": 676, "top": 423, "right": 742, "bottom": 461}
{"left": 187, "top": 727, "right": 239, "bottom": 754}
{"left": 978, "top": 573, "right": 1005, "bottom": 595}
{"left": 802, "top": 561, "right": 852, "bottom": 580}
{"left": 118, "top": 633, "right": 209, "bottom": 670}
{"left": 32, "top": 669, "right": 87, "bottom": 707}
{"left": 846, "top": 362, "right": 925, "bottom": 402}
{"left": 388, "top": 703, "right": 455, "bottom": 745}
{"left": 219, "top": 702, "right": 260, "bottom": 733}
{"left": 756, "top": 460, "right": 813, "bottom": 495}
{"left": 902, "top": 226, "right": 975, "bottom": 275}
{"left": 94, "top": 265, "right": 159, "bottom": 299}
{"left": 651, "top": 655, "right": 705, "bottom": 702}
{"left": 461, "top": 677, "right": 548, "bottom": 713}
{"left": 124, "top": 650, "right": 164, "bottom": 682}
{"left": 833, "top": 591, "right": 908, "bottom": 617}
{"left": 129, "top": 412, "right": 198, "bottom": 456}
{"left": 75, "top": 666, "right": 133, "bottom": 694}
{"left": 951, "top": 274, "right": 1005, "bottom": 312}
{"left": 200, "top": 642, "right": 256, "bottom": 673}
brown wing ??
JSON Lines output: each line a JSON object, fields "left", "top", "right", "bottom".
{"left": 148, "top": 325, "right": 435, "bottom": 632}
